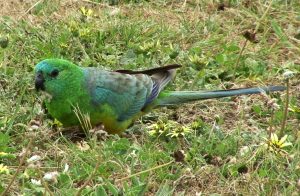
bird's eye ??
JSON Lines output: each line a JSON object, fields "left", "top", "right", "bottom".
{"left": 50, "top": 69, "right": 59, "bottom": 78}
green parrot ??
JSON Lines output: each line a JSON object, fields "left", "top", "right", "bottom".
{"left": 35, "top": 59, "right": 285, "bottom": 134}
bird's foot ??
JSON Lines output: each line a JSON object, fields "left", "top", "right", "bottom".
{"left": 89, "top": 124, "right": 109, "bottom": 140}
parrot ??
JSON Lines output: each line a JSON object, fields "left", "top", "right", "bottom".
{"left": 34, "top": 59, "right": 286, "bottom": 134}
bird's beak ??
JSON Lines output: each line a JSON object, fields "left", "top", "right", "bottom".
{"left": 35, "top": 71, "right": 45, "bottom": 91}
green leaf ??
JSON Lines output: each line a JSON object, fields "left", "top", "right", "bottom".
{"left": 137, "top": 183, "right": 148, "bottom": 196}
{"left": 155, "top": 182, "right": 174, "bottom": 196}
{"left": 258, "top": 168, "right": 268, "bottom": 177}
{"left": 215, "top": 143, "right": 226, "bottom": 155}
{"left": 108, "top": 138, "right": 131, "bottom": 155}
{"left": 58, "top": 174, "right": 72, "bottom": 188}
{"left": 215, "top": 54, "right": 227, "bottom": 65}
{"left": 105, "top": 181, "right": 119, "bottom": 195}
{"left": 96, "top": 185, "right": 108, "bottom": 196}
{"left": 226, "top": 44, "right": 240, "bottom": 52}
{"left": 169, "top": 50, "right": 179, "bottom": 59}
{"left": 0, "top": 183, "right": 4, "bottom": 194}
{"left": 271, "top": 21, "right": 288, "bottom": 42}
{"left": 252, "top": 105, "right": 262, "bottom": 115}
{"left": 0, "top": 133, "right": 10, "bottom": 152}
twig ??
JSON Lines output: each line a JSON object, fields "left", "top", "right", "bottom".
{"left": 8, "top": 166, "right": 59, "bottom": 169}
{"left": 246, "top": 147, "right": 261, "bottom": 164}
{"left": 268, "top": 109, "right": 275, "bottom": 137}
{"left": 1, "top": 138, "right": 34, "bottom": 196}
{"left": 82, "top": 0, "right": 101, "bottom": 5}
{"left": 234, "top": 0, "right": 274, "bottom": 76}
{"left": 37, "top": 168, "right": 54, "bottom": 196}
{"left": 74, "top": 38, "right": 91, "bottom": 61}
{"left": 115, "top": 160, "right": 174, "bottom": 182}
{"left": 254, "top": 0, "right": 274, "bottom": 33}
{"left": 19, "top": 0, "right": 43, "bottom": 20}
{"left": 279, "top": 79, "right": 290, "bottom": 137}
{"left": 75, "top": 156, "right": 102, "bottom": 196}
{"left": 182, "top": 0, "right": 187, "bottom": 8}
{"left": 81, "top": 0, "right": 112, "bottom": 8}
{"left": 233, "top": 40, "right": 248, "bottom": 78}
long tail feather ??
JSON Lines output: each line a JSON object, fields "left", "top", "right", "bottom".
{"left": 156, "top": 86, "right": 286, "bottom": 106}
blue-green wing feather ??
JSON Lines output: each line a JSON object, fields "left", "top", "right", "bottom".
{"left": 84, "top": 68, "right": 153, "bottom": 121}
{"left": 117, "top": 89, "right": 148, "bottom": 121}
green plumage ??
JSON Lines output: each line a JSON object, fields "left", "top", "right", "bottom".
{"left": 34, "top": 59, "right": 286, "bottom": 134}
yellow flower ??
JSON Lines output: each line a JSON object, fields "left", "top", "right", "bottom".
{"left": 79, "top": 28, "right": 91, "bottom": 38}
{"left": 68, "top": 21, "right": 79, "bottom": 37}
{"left": 51, "top": 119, "right": 63, "bottom": 127}
{"left": 188, "top": 54, "right": 207, "bottom": 66}
{"left": 139, "top": 42, "right": 155, "bottom": 52}
{"left": 148, "top": 120, "right": 192, "bottom": 138}
{"left": 166, "top": 126, "right": 192, "bottom": 138}
{"left": 264, "top": 133, "right": 292, "bottom": 154}
{"left": 0, "top": 152, "right": 8, "bottom": 157}
{"left": 60, "top": 43, "right": 68, "bottom": 48}
{"left": 80, "top": 7, "right": 93, "bottom": 17}
{"left": 0, "top": 164, "right": 9, "bottom": 174}
{"left": 271, "top": 134, "right": 292, "bottom": 148}
{"left": 289, "top": 104, "right": 300, "bottom": 113}
{"left": 0, "top": 152, "right": 15, "bottom": 159}
{"left": 148, "top": 121, "right": 169, "bottom": 136}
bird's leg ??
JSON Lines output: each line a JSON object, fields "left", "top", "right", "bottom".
{"left": 89, "top": 123, "right": 108, "bottom": 140}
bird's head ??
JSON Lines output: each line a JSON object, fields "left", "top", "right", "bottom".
{"left": 34, "top": 59, "right": 83, "bottom": 98}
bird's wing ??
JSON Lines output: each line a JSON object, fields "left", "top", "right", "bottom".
{"left": 115, "top": 64, "right": 181, "bottom": 105}
{"left": 84, "top": 66, "right": 179, "bottom": 121}
{"left": 85, "top": 69, "right": 151, "bottom": 121}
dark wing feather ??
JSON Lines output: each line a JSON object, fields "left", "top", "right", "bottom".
{"left": 115, "top": 64, "right": 181, "bottom": 75}
{"left": 116, "top": 64, "right": 181, "bottom": 106}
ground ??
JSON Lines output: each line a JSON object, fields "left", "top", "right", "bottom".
{"left": 0, "top": 0, "right": 300, "bottom": 195}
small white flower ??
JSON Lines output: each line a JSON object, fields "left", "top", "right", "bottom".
{"left": 240, "top": 146, "right": 250, "bottom": 156}
{"left": 0, "top": 164, "right": 9, "bottom": 174}
{"left": 196, "top": 192, "right": 203, "bottom": 196}
{"left": 109, "top": 8, "right": 120, "bottom": 16}
{"left": 28, "top": 125, "right": 39, "bottom": 131}
{"left": 267, "top": 98, "right": 280, "bottom": 110}
{"left": 297, "top": 179, "right": 300, "bottom": 188}
{"left": 27, "top": 155, "right": 41, "bottom": 163}
{"left": 41, "top": 91, "right": 53, "bottom": 101}
{"left": 229, "top": 156, "right": 237, "bottom": 164}
{"left": 31, "top": 179, "right": 41, "bottom": 186}
{"left": 63, "top": 163, "right": 69, "bottom": 173}
{"left": 43, "top": 171, "right": 59, "bottom": 182}
{"left": 283, "top": 70, "right": 295, "bottom": 79}
{"left": 76, "top": 141, "right": 90, "bottom": 151}
{"left": 130, "top": 150, "right": 137, "bottom": 156}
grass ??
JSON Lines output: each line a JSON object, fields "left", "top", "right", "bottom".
{"left": 0, "top": 0, "right": 300, "bottom": 195}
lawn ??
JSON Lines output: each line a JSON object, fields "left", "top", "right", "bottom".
{"left": 0, "top": 0, "right": 299, "bottom": 195}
